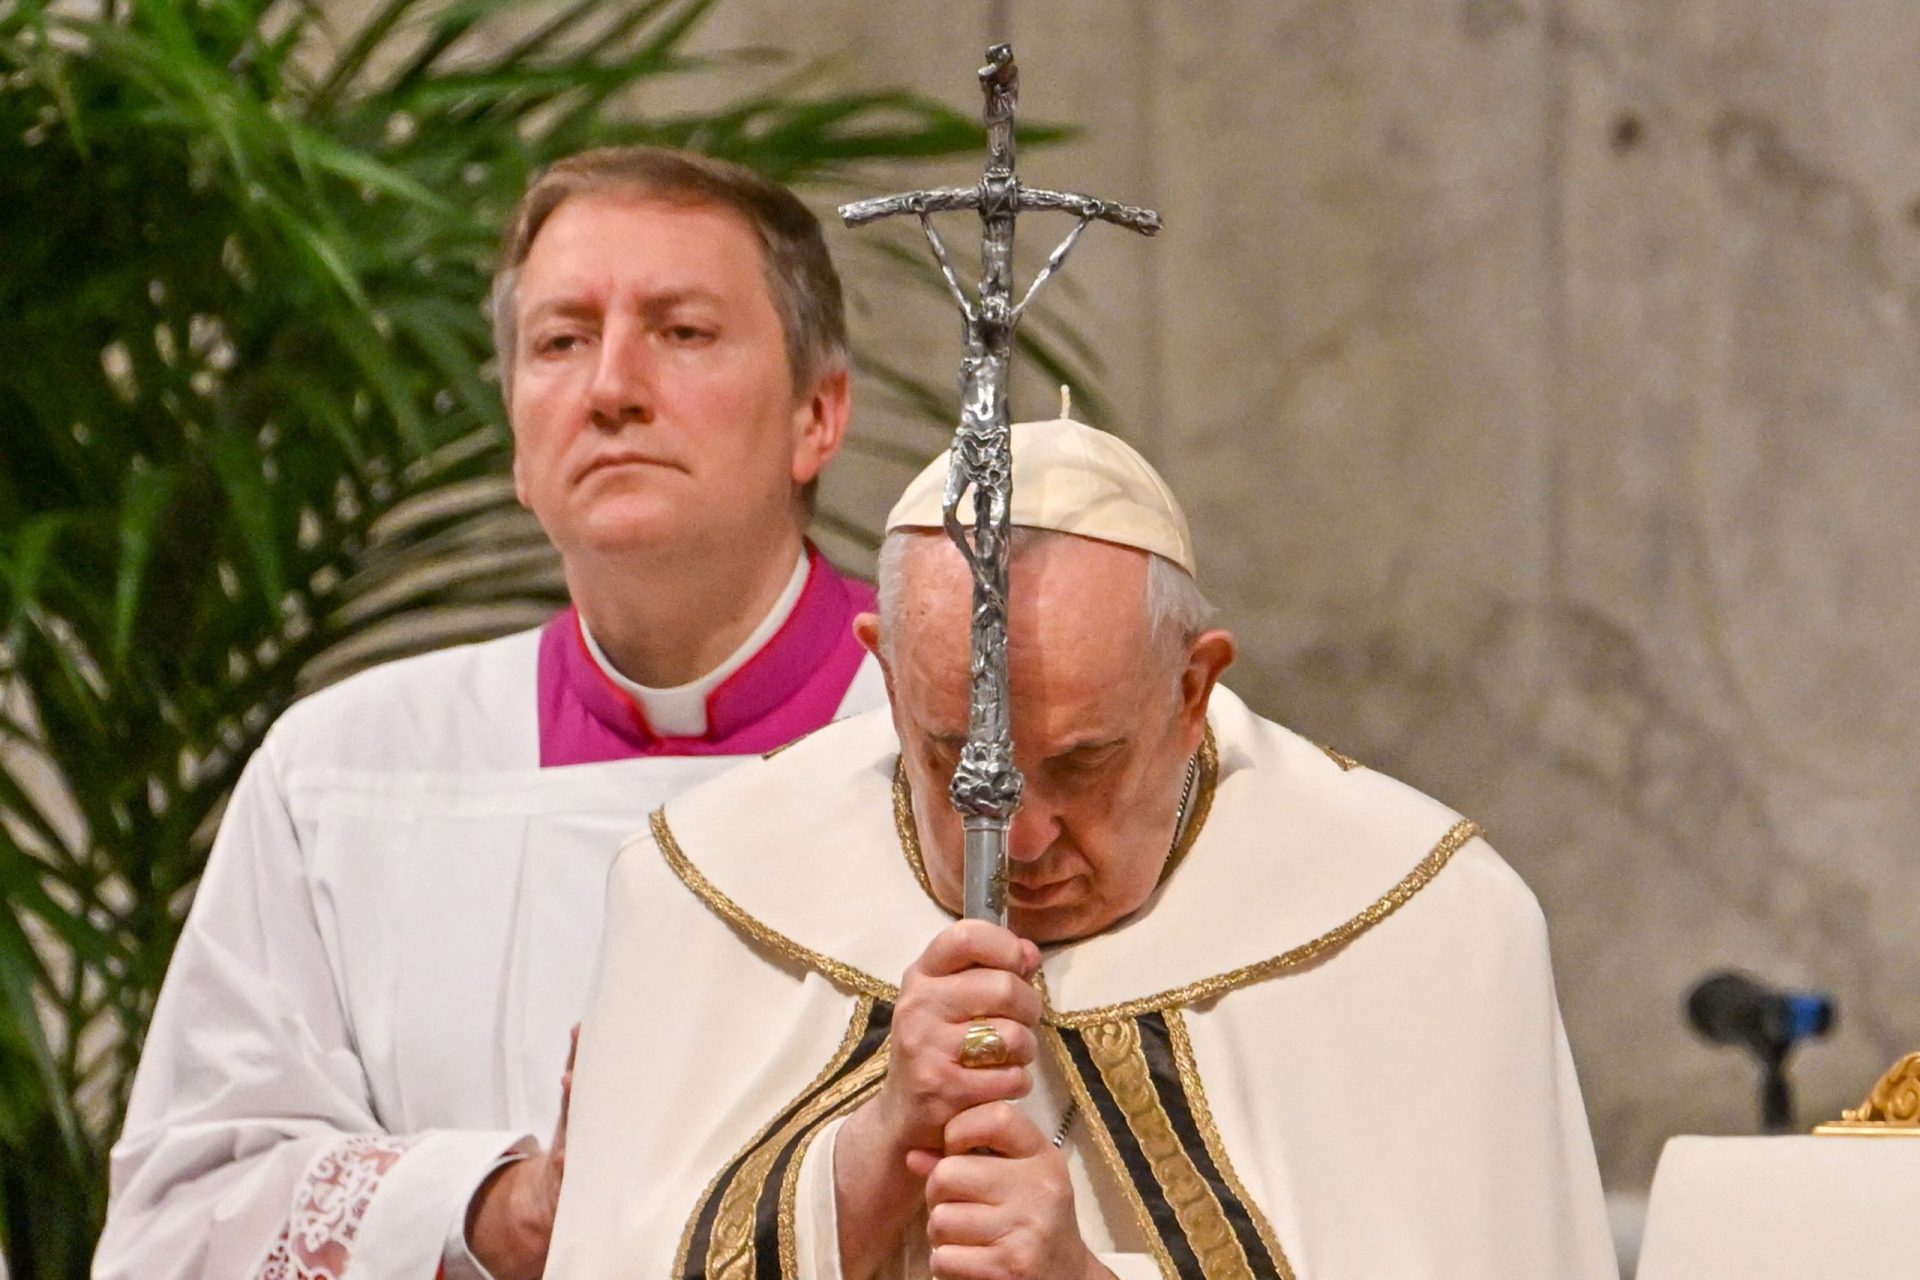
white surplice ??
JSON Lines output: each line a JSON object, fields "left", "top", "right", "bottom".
{"left": 96, "top": 627, "right": 882, "bottom": 1280}
{"left": 549, "top": 687, "right": 1618, "bottom": 1280}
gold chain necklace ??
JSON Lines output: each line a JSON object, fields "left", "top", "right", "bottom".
{"left": 891, "top": 728, "right": 1219, "bottom": 1149}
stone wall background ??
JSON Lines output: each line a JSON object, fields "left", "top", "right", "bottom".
{"left": 672, "top": 0, "right": 1920, "bottom": 1191}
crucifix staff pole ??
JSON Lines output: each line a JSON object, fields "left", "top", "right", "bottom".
{"left": 840, "top": 44, "right": 1161, "bottom": 924}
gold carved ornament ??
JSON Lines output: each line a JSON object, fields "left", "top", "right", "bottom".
{"left": 1814, "top": 1052, "right": 1920, "bottom": 1136}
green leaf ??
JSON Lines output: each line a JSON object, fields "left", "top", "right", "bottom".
{"left": 324, "top": 312, "right": 430, "bottom": 454}
{"left": 310, "top": 0, "right": 432, "bottom": 114}
{"left": 16, "top": 6, "right": 91, "bottom": 158}
{"left": 621, "top": 0, "right": 717, "bottom": 64}
{"left": 111, "top": 465, "right": 179, "bottom": 665}
{"left": 385, "top": 295, "right": 501, "bottom": 421}
{"left": 0, "top": 907, "right": 84, "bottom": 1169}
{"left": 1, "top": 515, "right": 72, "bottom": 628}
{"left": 378, "top": 0, "right": 536, "bottom": 96}
{"left": 18, "top": 613, "right": 111, "bottom": 742}
{"left": 259, "top": 197, "right": 374, "bottom": 310}
{"left": 493, "top": 0, "right": 662, "bottom": 66}
{"left": 0, "top": 825, "right": 114, "bottom": 970}
{"left": 285, "top": 123, "right": 459, "bottom": 215}
{"left": 1013, "top": 325, "right": 1108, "bottom": 428}
{"left": 0, "top": 765, "right": 83, "bottom": 890}
{"left": 854, "top": 352, "right": 955, "bottom": 426}
{"left": 204, "top": 430, "right": 285, "bottom": 610}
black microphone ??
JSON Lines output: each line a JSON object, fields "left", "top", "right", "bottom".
{"left": 1685, "top": 971, "right": 1836, "bottom": 1132}
{"left": 1688, "top": 972, "right": 1835, "bottom": 1055}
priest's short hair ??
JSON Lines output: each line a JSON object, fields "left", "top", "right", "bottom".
{"left": 489, "top": 145, "right": 849, "bottom": 398}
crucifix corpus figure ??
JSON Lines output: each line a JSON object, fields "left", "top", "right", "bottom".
{"left": 840, "top": 43, "right": 1161, "bottom": 924}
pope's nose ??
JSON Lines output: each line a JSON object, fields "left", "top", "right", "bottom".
{"left": 1007, "top": 793, "right": 1063, "bottom": 864}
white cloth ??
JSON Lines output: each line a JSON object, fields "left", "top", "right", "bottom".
{"left": 96, "top": 627, "right": 881, "bottom": 1280}
{"left": 548, "top": 688, "right": 1618, "bottom": 1279}
{"left": 578, "top": 548, "right": 810, "bottom": 738}
{"left": 1637, "top": 1136, "right": 1920, "bottom": 1278}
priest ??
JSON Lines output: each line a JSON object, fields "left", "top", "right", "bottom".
{"left": 547, "top": 416, "right": 1618, "bottom": 1279}
{"left": 96, "top": 147, "right": 885, "bottom": 1280}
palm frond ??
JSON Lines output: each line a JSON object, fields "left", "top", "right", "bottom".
{"left": 0, "top": 5, "right": 1090, "bottom": 1273}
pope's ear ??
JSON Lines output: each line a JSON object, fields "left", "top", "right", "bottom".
{"left": 853, "top": 611, "right": 880, "bottom": 654}
{"left": 852, "top": 612, "right": 896, "bottom": 697}
{"left": 1180, "top": 628, "right": 1236, "bottom": 724}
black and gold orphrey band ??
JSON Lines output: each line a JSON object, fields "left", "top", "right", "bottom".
{"left": 1050, "top": 1011, "right": 1297, "bottom": 1280}
{"left": 655, "top": 807, "right": 1485, "bottom": 1278}
{"left": 674, "top": 995, "right": 1297, "bottom": 1280}
{"left": 675, "top": 998, "right": 893, "bottom": 1280}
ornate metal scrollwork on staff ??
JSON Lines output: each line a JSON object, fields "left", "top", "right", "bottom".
{"left": 840, "top": 44, "right": 1160, "bottom": 924}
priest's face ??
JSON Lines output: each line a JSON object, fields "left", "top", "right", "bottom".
{"left": 873, "top": 534, "right": 1236, "bottom": 944}
{"left": 507, "top": 191, "right": 846, "bottom": 567}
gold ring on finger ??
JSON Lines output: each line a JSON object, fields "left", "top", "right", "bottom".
{"left": 958, "top": 1020, "right": 1011, "bottom": 1069}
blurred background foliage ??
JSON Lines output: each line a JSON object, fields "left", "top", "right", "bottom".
{"left": 0, "top": 0, "right": 1087, "bottom": 1273}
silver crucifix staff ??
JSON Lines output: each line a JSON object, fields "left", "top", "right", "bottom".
{"left": 840, "top": 44, "right": 1160, "bottom": 924}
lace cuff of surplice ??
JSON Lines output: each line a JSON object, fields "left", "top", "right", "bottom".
{"left": 256, "top": 1136, "right": 417, "bottom": 1279}
{"left": 253, "top": 1129, "right": 534, "bottom": 1280}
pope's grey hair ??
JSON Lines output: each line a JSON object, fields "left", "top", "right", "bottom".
{"left": 873, "top": 527, "right": 1213, "bottom": 671}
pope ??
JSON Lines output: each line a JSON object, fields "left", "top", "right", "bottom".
{"left": 547, "top": 417, "right": 1618, "bottom": 1279}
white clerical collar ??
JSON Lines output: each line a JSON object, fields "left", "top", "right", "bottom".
{"left": 578, "top": 548, "right": 810, "bottom": 738}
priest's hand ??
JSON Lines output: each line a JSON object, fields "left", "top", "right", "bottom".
{"left": 914, "top": 1101, "right": 1113, "bottom": 1280}
{"left": 834, "top": 921, "right": 1043, "bottom": 1280}
{"left": 467, "top": 1025, "right": 577, "bottom": 1280}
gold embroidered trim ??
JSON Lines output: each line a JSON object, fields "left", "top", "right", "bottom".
{"left": 1041, "top": 1025, "right": 1180, "bottom": 1280}
{"left": 1048, "top": 818, "right": 1483, "bottom": 1028}
{"left": 891, "top": 725, "right": 1221, "bottom": 913}
{"left": 892, "top": 757, "right": 936, "bottom": 900}
{"left": 1161, "top": 725, "right": 1219, "bottom": 883}
{"left": 660, "top": 787, "right": 1479, "bottom": 1028}
{"left": 653, "top": 808, "right": 898, "bottom": 1001}
{"left": 674, "top": 997, "right": 881, "bottom": 1278}
{"left": 1318, "top": 744, "right": 1362, "bottom": 772}
{"left": 763, "top": 721, "right": 831, "bottom": 761}
{"left": 1081, "top": 1019, "right": 1256, "bottom": 1278}
{"left": 1165, "top": 1009, "right": 1296, "bottom": 1279}
{"left": 704, "top": 1036, "right": 890, "bottom": 1274}
{"left": 777, "top": 1076, "right": 885, "bottom": 1279}
{"left": 775, "top": 1134, "right": 805, "bottom": 1280}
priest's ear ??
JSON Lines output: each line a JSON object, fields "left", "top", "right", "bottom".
{"left": 788, "top": 367, "right": 851, "bottom": 487}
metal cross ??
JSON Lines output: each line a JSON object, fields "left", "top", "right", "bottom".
{"left": 840, "top": 44, "right": 1160, "bottom": 924}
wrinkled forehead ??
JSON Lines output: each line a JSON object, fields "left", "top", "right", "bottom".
{"left": 516, "top": 191, "right": 774, "bottom": 310}
{"left": 890, "top": 533, "right": 1160, "bottom": 719}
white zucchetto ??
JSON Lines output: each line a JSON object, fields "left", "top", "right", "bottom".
{"left": 883, "top": 415, "right": 1197, "bottom": 577}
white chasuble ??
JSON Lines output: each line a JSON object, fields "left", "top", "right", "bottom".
{"left": 549, "top": 688, "right": 1617, "bottom": 1280}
